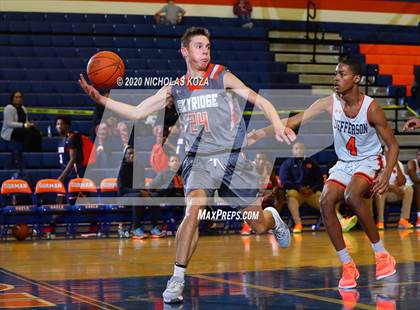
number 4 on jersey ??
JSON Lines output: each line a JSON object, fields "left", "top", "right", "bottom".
{"left": 346, "top": 136, "right": 357, "bottom": 156}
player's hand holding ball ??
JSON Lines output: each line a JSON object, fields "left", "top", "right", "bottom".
{"left": 78, "top": 51, "right": 125, "bottom": 106}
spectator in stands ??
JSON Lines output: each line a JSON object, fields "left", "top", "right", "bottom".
{"left": 280, "top": 142, "right": 357, "bottom": 233}
{"left": 1, "top": 91, "right": 42, "bottom": 168}
{"left": 95, "top": 90, "right": 129, "bottom": 154}
{"left": 155, "top": 96, "right": 180, "bottom": 144}
{"left": 150, "top": 124, "right": 177, "bottom": 173}
{"left": 233, "top": 0, "right": 253, "bottom": 28}
{"left": 375, "top": 159, "right": 414, "bottom": 229}
{"left": 147, "top": 154, "right": 183, "bottom": 198}
{"left": 118, "top": 145, "right": 164, "bottom": 239}
{"left": 154, "top": 98, "right": 185, "bottom": 159}
{"left": 155, "top": 0, "right": 186, "bottom": 25}
{"left": 406, "top": 149, "right": 420, "bottom": 228}
{"left": 55, "top": 116, "right": 85, "bottom": 186}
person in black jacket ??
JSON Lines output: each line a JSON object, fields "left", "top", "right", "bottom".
{"left": 279, "top": 142, "right": 324, "bottom": 233}
{"left": 118, "top": 145, "right": 164, "bottom": 239}
{"left": 148, "top": 154, "right": 183, "bottom": 196}
{"left": 279, "top": 142, "right": 357, "bottom": 233}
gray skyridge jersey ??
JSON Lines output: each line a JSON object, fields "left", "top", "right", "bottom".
{"left": 171, "top": 64, "right": 247, "bottom": 154}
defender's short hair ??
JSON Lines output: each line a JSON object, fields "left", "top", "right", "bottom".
{"left": 181, "top": 27, "right": 210, "bottom": 48}
{"left": 339, "top": 56, "right": 362, "bottom": 76}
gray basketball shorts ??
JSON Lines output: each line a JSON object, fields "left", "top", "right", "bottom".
{"left": 181, "top": 151, "right": 260, "bottom": 208}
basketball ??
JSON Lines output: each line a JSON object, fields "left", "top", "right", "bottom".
{"left": 86, "top": 51, "right": 125, "bottom": 89}
{"left": 11, "top": 223, "right": 30, "bottom": 241}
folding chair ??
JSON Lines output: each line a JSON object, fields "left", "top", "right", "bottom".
{"left": 35, "top": 179, "right": 70, "bottom": 238}
{"left": 1, "top": 179, "right": 37, "bottom": 239}
{"left": 68, "top": 178, "right": 102, "bottom": 238}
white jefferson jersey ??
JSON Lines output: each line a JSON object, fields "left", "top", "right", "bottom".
{"left": 332, "top": 94, "right": 382, "bottom": 161}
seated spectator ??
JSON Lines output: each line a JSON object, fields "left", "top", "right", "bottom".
{"left": 406, "top": 149, "right": 420, "bottom": 228}
{"left": 375, "top": 160, "right": 414, "bottom": 229}
{"left": 147, "top": 154, "right": 183, "bottom": 198}
{"left": 118, "top": 145, "right": 164, "bottom": 239}
{"left": 280, "top": 142, "right": 357, "bottom": 233}
{"left": 150, "top": 125, "right": 177, "bottom": 173}
{"left": 1, "top": 91, "right": 42, "bottom": 168}
{"left": 154, "top": 0, "right": 186, "bottom": 25}
{"left": 94, "top": 90, "right": 129, "bottom": 154}
{"left": 233, "top": 0, "right": 253, "bottom": 28}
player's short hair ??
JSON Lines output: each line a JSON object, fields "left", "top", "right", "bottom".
{"left": 181, "top": 27, "right": 210, "bottom": 48}
{"left": 338, "top": 56, "right": 361, "bottom": 76}
{"left": 55, "top": 115, "right": 71, "bottom": 126}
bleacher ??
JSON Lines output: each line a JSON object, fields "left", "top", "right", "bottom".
{"left": 0, "top": 11, "right": 418, "bottom": 236}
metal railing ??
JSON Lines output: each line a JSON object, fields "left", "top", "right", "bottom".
{"left": 305, "top": 1, "right": 326, "bottom": 63}
{"left": 305, "top": 0, "right": 316, "bottom": 40}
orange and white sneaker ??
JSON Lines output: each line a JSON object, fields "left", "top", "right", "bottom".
{"left": 376, "top": 221, "right": 385, "bottom": 230}
{"left": 292, "top": 223, "right": 303, "bottom": 234}
{"left": 376, "top": 295, "right": 396, "bottom": 310}
{"left": 339, "top": 289, "right": 359, "bottom": 310}
{"left": 398, "top": 218, "right": 413, "bottom": 229}
{"left": 338, "top": 262, "right": 360, "bottom": 289}
{"left": 375, "top": 252, "right": 396, "bottom": 280}
{"left": 416, "top": 217, "right": 420, "bottom": 228}
{"left": 240, "top": 223, "right": 251, "bottom": 235}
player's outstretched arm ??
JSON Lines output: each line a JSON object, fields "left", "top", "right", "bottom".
{"left": 403, "top": 117, "right": 420, "bottom": 131}
{"left": 79, "top": 74, "right": 169, "bottom": 120}
{"left": 246, "top": 96, "right": 331, "bottom": 146}
{"left": 368, "top": 102, "right": 399, "bottom": 194}
{"left": 224, "top": 72, "right": 295, "bottom": 144}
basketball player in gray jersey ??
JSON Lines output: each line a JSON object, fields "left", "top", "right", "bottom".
{"left": 79, "top": 27, "right": 296, "bottom": 304}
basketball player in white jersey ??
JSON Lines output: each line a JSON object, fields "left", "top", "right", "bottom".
{"left": 79, "top": 27, "right": 296, "bottom": 304}
{"left": 248, "top": 57, "right": 398, "bottom": 289}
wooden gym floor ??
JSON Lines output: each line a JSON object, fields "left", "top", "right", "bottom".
{"left": 0, "top": 229, "right": 419, "bottom": 309}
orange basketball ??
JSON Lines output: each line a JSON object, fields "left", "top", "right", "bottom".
{"left": 87, "top": 51, "right": 125, "bottom": 89}
{"left": 11, "top": 223, "right": 30, "bottom": 241}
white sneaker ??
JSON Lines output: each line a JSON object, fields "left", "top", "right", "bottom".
{"left": 163, "top": 276, "right": 184, "bottom": 304}
{"left": 266, "top": 207, "right": 291, "bottom": 248}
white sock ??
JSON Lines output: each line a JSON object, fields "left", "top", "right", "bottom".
{"left": 371, "top": 239, "right": 386, "bottom": 253}
{"left": 336, "top": 248, "right": 352, "bottom": 264}
{"left": 173, "top": 265, "right": 186, "bottom": 280}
